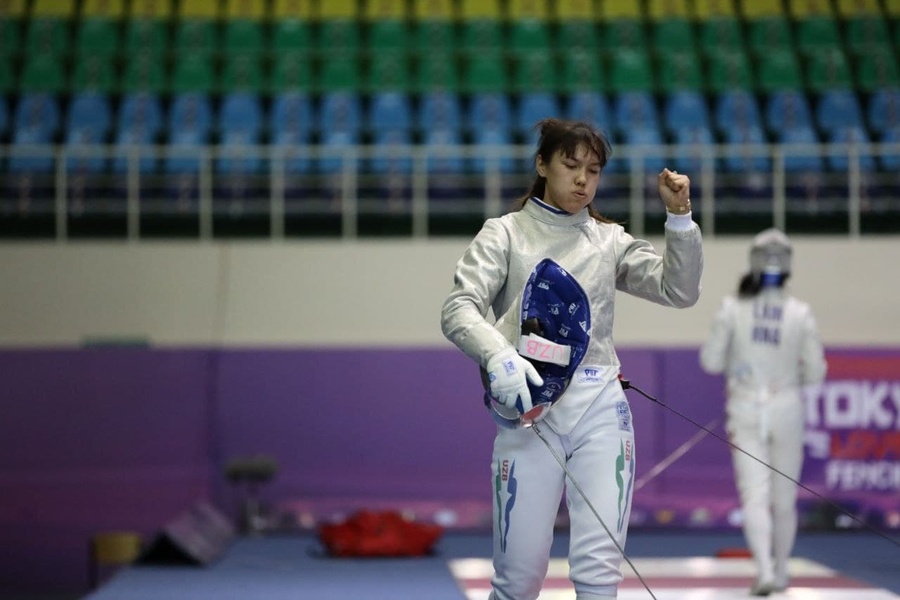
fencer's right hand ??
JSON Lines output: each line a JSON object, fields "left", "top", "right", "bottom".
{"left": 485, "top": 347, "right": 544, "bottom": 414}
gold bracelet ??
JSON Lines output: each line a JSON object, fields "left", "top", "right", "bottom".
{"left": 668, "top": 200, "right": 691, "bottom": 214}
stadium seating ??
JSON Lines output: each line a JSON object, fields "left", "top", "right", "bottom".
{"left": 0, "top": 0, "right": 897, "bottom": 210}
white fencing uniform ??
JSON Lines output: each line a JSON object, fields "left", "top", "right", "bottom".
{"left": 442, "top": 197, "right": 703, "bottom": 599}
{"left": 700, "top": 286, "right": 827, "bottom": 591}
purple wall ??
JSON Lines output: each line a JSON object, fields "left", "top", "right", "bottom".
{"left": 1, "top": 346, "right": 896, "bottom": 593}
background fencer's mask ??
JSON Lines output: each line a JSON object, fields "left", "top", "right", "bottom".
{"left": 485, "top": 258, "right": 591, "bottom": 428}
{"left": 749, "top": 228, "right": 792, "bottom": 278}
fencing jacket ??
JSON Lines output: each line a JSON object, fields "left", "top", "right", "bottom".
{"left": 441, "top": 197, "right": 703, "bottom": 430}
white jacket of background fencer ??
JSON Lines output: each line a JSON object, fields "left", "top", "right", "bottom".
{"left": 700, "top": 288, "right": 827, "bottom": 399}
{"left": 441, "top": 197, "right": 703, "bottom": 426}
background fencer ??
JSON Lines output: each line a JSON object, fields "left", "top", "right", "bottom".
{"left": 700, "top": 228, "right": 828, "bottom": 596}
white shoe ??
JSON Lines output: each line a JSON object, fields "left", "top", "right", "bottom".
{"left": 750, "top": 579, "right": 774, "bottom": 596}
{"left": 772, "top": 575, "right": 790, "bottom": 592}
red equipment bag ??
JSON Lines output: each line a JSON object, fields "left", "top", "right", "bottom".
{"left": 317, "top": 510, "right": 444, "bottom": 557}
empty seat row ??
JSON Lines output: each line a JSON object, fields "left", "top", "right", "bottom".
{"left": 3, "top": 88, "right": 899, "bottom": 174}
{"left": 3, "top": 0, "right": 895, "bottom": 22}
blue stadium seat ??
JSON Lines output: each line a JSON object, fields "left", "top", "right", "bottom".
{"left": 663, "top": 91, "right": 711, "bottom": 135}
{"left": 318, "top": 92, "right": 362, "bottom": 135}
{"left": 165, "top": 129, "right": 207, "bottom": 174}
{"left": 613, "top": 92, "right": 660, "bottom": 138}
{"left": 467, "top": 93, "right": 512, "bottom": 135}
{"left": 64, "top": 127, "right": 106, "bottom": 174}
{"left": 8, "top": 127, "right": 55, "bottom": 172}
{"left": 826, "top": 126, "right": 875, "bottom": 172}
{"left": 216, "top": 93, "right": 264, "bottom": 174}
{"left": 620, "top": 126, "right": 665, "bottom": 173}
{"left": 714, "top": 90, "right": 763, "bottom": 135}
{"left": 168, "top": 93, "right": 213, "bottom": 138}
{"left": 566, "top": 92, "right": 612, "bottom": 131}
{"left": 722, "top": 125, "right": 771, "bottom": 173}
{"left": 765, "top": 91, "right": 813, "bottom": 135}
{"left": 163, "top": 94, "right": 213, "bottom": 174}
{"left": 269, "top": 93, "right": 314, "bottom": 174}
{"left": 515, "top": 93, "right": 562, "bottom": 137}
{"left": 117, "top": 93, "right": 163, "bottom": 141}
{"left": 218, "top": 93, "right": 263, "bottom": 139}
{"left": 113, "top": 128, "right": 159, "bottom": 173}
{"left": 113, "top": 94, "right": 164, "bottom": 174}
{"left": 367, "top": 92, "right": 413, "bottom": 134}
{"left": 423, "top": 128, "right": 465, "bottom": 174}
{"left": 866, "top": 88, "right": 900, "bottom": 136}
{"left": 417, "top": 91, "right": 462, "bottom": 133}
{"left": 369, "top": 129, "right": 413, "bottom": 174}
{"left": 67, "top": 93, "right": 113, "bottom": 140}
{"left": 317, "top": 129, "right": 359, "bottom": 174}
{"left": 671, "top": 125, "right": 716, "bottom": 173}
{"left": 469, "top": 127, "right": 516, "bottom": 173}
{"left": 816, "top": 90, "right": 864, "bottom": 135}
{"left": 879, "top": 127, "right": 900, "bottom": 171}
{"left": 13, "top": 93, "right": 61, "bottom": 141}
{"left": 778, "top": 126, "right": 823, "bottom": 172}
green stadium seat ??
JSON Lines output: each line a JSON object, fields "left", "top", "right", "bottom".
{"left": 755, "top": 49, "right": 802, "bottom": 92}
{"left": 608, "top": 48, "right": 654, "bottom": 92}
{"left": 508, "top": 20, "right": 552, "bottom": 53}
{"left": 317, "top": 20, "right": 361, "bottom": 52}
{"left": 71, "top": 54, "right": 117, "bottom": 93}
{"left": 697, "top": 17, "right": 743, "bottom": 55}
{"left": 272, "top": 20, "right": 313, "bottom": 52}
{"left": 220, "top": 54, "right": 265, "bottom": 92}
{"left": 854, "top": 49, "right": 900, "bottom": 92}
{"left": 25, "top": 18, "right": 70, "bottom": 56}
{"left": 0, "top": 19, "right": 22, "bottom": 56}
{"left": 804, "top": 48, "right": 853, "bottom": 92}
{"left": 268, "top": 52, "right": 314, "bottom": 93}
{"left": 19, "top": 54, "right": 66, "bottom": 93}
{"left": 413, "top": 51, "right": 459, "bottom": 92}
{"left": 123, "top": 19, "right": 168, "bottom": 57}
{"left": 169, "top": 54, "right": 217, "bottom": 93}
{"left": 651, "top": 18, "right": 696, "bottom": 53}
{"left": 511, "top": 53, "right": 558, "bottom": 93}
{"left": 412, "top": 21, "right": 456, "bottom": 53}
{"left": 318, "top": 53, "right": 361, "bottom": 91}
{"left": 656, "top": 50, "right": 704, "bottom": 92}
{"left": 558, "top": 49, "right": 605, "bottom": 93}
{"left": 460, "top": 20, "right": 504, "bottom": 51}
{"left": 555, "top": 20, "right": 599, "bottom": 51}
{"left": 461, "top": 52, "right": 508, "bottom": 93}
{"left": 603, "top": 18, "right": 646, "bottom": 50}
{"left": 223, "top": 20, "right": 266, "bottom": 54}
{"left": 120, "top": 52, "right": 166, "bottom": 93}
{"left": 174, "top": 19, "right": 220, "bottom": 54}
{"left": 367, "top": 20, "right": 411, "bottom": 52}
{"left": 844, "top": 17, "right": 892, "bottom": 57}
{"left": 706, "top": 48, "right": 754, "bottom": 92}
{"left": 746, "top": 17, "right": 793, "bottom": 56}
{"left": 75, "top": 18, "right": 121, "bottom": 57}
{"left": 794, "top": 17, "right": 842, "bottom": 56}
{"left": 366, "top": 51, "right": 412, "bottom": 92}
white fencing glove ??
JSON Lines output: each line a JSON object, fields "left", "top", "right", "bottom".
{"left": 485, "top": 347, "right": 544, "bottom": 415}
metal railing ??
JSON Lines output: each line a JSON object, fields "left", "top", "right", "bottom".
{"left": 1, "top": 142, "right": 898, "bottom": 240}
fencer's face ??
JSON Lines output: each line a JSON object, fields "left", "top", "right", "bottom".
{"left": 536, "top": 144, "right": 601, "bottom": 214}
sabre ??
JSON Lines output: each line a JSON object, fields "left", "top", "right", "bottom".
{"left": 620, "top": 375, "right": 900, "bottom": 549}
{"left": 531, "top": 422, "right": 658, "bottom": 600}
{"left": 633, "top": 415, "right": 724, "bottom": 492}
